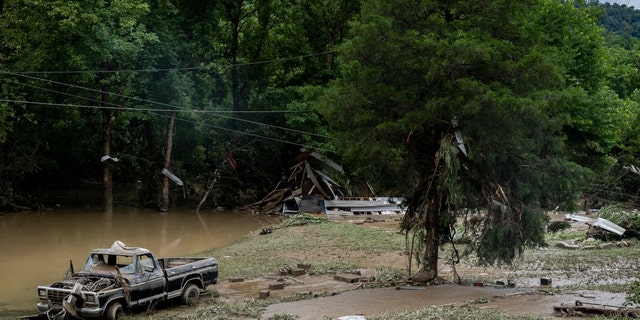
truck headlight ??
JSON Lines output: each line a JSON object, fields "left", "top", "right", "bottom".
{"left": 38, "top": 289, "right": 47, "bottom": 298}
{"left": 85, "top": 294, "right": 96, "bottom": 305}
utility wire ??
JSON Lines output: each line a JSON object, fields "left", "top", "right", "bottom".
{"left": 0, "top": 97, "right": 332, "bottom": 140}
{"left": 1, "top": 98, "right": 329, "bottom": 150}
{"left": 2, "top": 74, "right": 333, "bottom": 139}
{"left": 3, "top": 70, "right": 211, "bottom": 111}
{"left": 149, "top": 109, "right": 321, "bottom": 150}
{"left": 5, "top": 51, "right": 333, "bottom": 75}
{"left": 0, "top": 52, "right": 336, "bottom": 145}
{"left": 4, "top": 80, "right": 307, "bottom": 113}
{"left": 0, "top": 99, "right": 187, "bottom": 113}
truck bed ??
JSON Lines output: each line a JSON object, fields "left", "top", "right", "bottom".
{"left": 158, "top": 256, "right": 219, "bottom": 298}
{"left": 157, "top": 257, "right": 210, "bottom": 269}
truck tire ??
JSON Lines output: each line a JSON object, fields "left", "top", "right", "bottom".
{"left": 105, "top": 301, "right": 123, "bottom": 320}
{"left": 180, "top": 283, "right": 200, "bottom": 306}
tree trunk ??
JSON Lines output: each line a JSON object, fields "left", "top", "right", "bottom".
{"left": 419, "top": 192, "right": 440, "bottom": 282}
{"left": 411, "top": 194, "right": 440, "bottom": 284}
{"left": 102, "top": 108, "right": 114, "bottom": 215}
{"left": 161, "top": 112, "right": 176, "bottom": 211}
{"left": 405, "top": 175, "right": 442, "bottom": 284}
{"left": 326, "top": 38, "right": 334, "bottom": 70}
{"left": 195, "top": 187, "right": 210, "bottom": 214}
{"left": 100, "top": 66, "right": 119, "bottom": 215}
{"left": 100, "top": 61, "right": 119, "bottom": 215}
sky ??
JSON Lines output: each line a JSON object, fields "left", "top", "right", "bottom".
{"left": 606, "top": 0, "right": 640, "bottom": 8}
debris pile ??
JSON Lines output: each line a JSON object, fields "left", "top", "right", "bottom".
{"left": 250, "top": 149, "right": 346, "bottom": 215}
{"left": 553, "top": 300, "right": 640, "bottom": 318}
{"left": 250, "top": 149, "right": 405, "bottom": 215}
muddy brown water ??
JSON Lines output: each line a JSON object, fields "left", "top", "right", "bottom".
{"left": 0, "top": 206, "right": 279, "bottom": 313}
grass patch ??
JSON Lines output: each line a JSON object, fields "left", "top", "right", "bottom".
{"left": 369, "top": 305, "right": 544, "bottom": 320}
{"left": 197, "top": 219, "right": 405, "bottom": 280}
{"left": 545, "top": 230, "right": 585, "bottom": 241}
{"left": 279, "top": 213, "right": 331, "bottom": 227}
{"left": 170, "top": 298, "right": 271, "bottom": 320}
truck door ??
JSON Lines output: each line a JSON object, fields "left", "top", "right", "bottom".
{"left": 136, "top": 254, "right": 166, "bottom": 303}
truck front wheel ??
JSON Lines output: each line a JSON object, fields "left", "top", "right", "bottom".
{"left": 180, "top": 283, "right": 200, "bottom": 306}
{"left": 105, "top": 301, "right": 123, "bottom": 320}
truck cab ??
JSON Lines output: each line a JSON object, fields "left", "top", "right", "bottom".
{"left": 81, "top": 246, "right": 167, "bottom": 307}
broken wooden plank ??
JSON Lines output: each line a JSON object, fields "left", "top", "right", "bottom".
{"left": 305, "top": 162, "right": 328, "bottom": 197}
{"left": 334, "top": 274, "right": 367, "bottom": 283}
{"left": 308, "top": 151, "right": 344, "bottom": 173}
{"left": 269, "top": 283, "right": 285, "bottom": 290}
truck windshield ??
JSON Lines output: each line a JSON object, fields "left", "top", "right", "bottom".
{"left": 82, "top": 253, "right": 136, "bottom": 274}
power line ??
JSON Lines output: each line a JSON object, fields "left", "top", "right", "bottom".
{"left": 0, "top": 55, "right": 336, "bottom": 146}
{"left": 1, "top": 98, "right": 332, "bottom": 139}
{"left": 4, "top": 51, "right": 333, "bottom": 75}
{"left": 1, "top": 81, "right": 306, "bottom": 113}
{"left": 198, "top": 111, "right": 333, "bottom": 139}
{"left": 149, "top": 109, "right": 323, "bottom": 150}
{"left": 3, "top": 70, "right": 206, "bottom": 110}
{"left": 0, "top": 99, "right": 183, "bottom": 112}
{"left": 2, "top": 73, "right": 333, "bottom": 139}
{"left": 1, "top": 98, "right": 330, "bottom": 150}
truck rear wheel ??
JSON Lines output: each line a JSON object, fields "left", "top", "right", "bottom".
{"left": 180, "top": 283, "right": 200, "bottom": 306}
{"left": 105, "top": 301, "right": 123, "bottom": 320}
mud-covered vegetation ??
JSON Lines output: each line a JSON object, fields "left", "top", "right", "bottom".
{"left": 119, "top": 215, "right": 640, "bottom": 320}
{"left": 199, "top": 216, "right": 405, "bottom": 281}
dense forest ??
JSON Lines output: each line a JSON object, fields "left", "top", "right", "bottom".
{"left": 0, "top": 0, "right": 637, "bottom": 207}
{"left": 4, "top": 0, "right": 640, "bottom": 276}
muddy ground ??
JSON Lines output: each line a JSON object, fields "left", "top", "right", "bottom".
{"left": 210, "top": 213, "right": 635, "bottom": 319}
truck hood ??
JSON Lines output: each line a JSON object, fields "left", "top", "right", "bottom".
{"left": 80, "top": 262, "right": 119, "bottom": 275}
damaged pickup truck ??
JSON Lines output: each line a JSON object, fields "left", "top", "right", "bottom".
{"left": 31, "top": 241, "right": 218, "bottom": 320}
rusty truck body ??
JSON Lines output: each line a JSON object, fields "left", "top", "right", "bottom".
{"left": 33, "top": 241, "right": 218, "bottom": 320}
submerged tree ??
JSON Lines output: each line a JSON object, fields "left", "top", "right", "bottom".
{"left": 319, "top": 0, "right": 618, "bottom": 282}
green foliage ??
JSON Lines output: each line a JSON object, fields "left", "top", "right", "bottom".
{"left": 600, "top": 2, "right": 640, "bottom": 39}
{"left": 627, "top": 281, "right": 640, "bottom": 305}
{"left": 0, "top": 0, "right": 638, "bottom": 263}
{"left": 372, "top": 266, "right": 406, "bottom": 283}
{"left": 598, "top": 205, "right": 640, "bottom": 239}
{"left": 279, "top": 213, "right": 331, "bottom": 227}
{"left": 0, "top": 0, "right": 351, "bottom": 209}
{"left": 318, "top": 0, "right": 616, "bottom": 270}
{"left": 547, "top": 221, "right": 571, "bottom": 233}
{"left": 0, "top": 102, "right": 10, "bottom": 144}
{"left": 467, "top": 207, "right": 546, "bottom": 267}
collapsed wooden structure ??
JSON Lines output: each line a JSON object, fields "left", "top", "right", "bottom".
{"left": 250, "top": 150, "right": 404, "bottom": 215}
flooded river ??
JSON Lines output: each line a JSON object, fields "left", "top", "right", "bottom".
{"left": 0, "top": 206, "right": 279, "bottom": 314}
